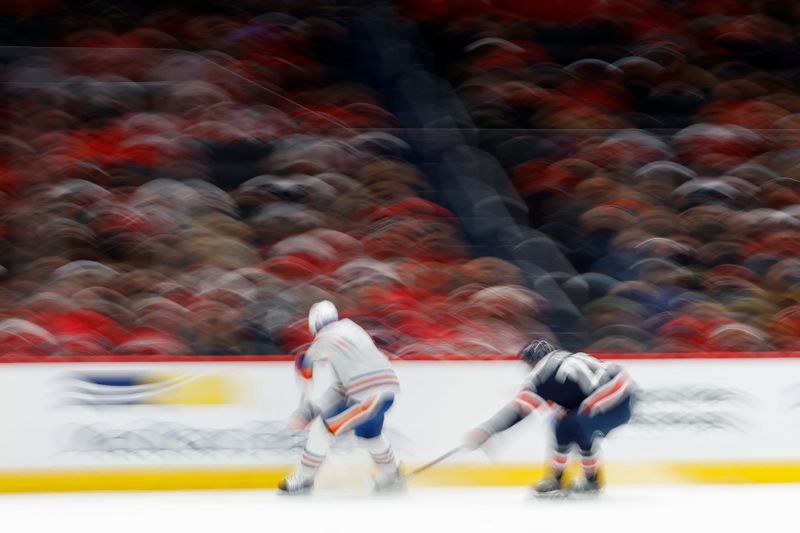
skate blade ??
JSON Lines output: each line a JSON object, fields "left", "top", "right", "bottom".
{"left": 276, "top": 487, "right": 313, "bottom": 496}
{"left": 532, "top": 489, "right": 567, "bottom": 499}
{"left": 566, "top": 490, "right": 601, "bottom": 499}
{"left": 374, "top": 482, "right": 407, "bottom": 494}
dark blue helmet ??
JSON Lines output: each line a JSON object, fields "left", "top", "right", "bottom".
{"left": 520, "top": 339, "right": 555, "bottom": 366}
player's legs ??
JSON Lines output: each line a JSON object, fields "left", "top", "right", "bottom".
{"left": 279, "top": 395, "right": 361, "bottom": 494}
{"left": 353, "top": 396, "right": 396, "bottom": 470}
{"left": 571, "top": 395, "right": 634, "bottom": 489}
{"left": 299, "top": 417, "right": 336, "bottom": 478}
{"left": 532, "top": 412, "right": 580, "bottom": 494}
{"left": 279, "top": 416, "right": 335, "bottom": 494}
{"left": 352, "top": 395, "right": 404, "bottom": 491}
{"left": 281, "top": 392, "right": 399, "bottom": 494}
{"left": 551, "top": 411, "right": 581, "bottom": 481}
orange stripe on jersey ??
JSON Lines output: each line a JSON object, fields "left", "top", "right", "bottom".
{"left": 346, "top": 374, "right": 399, "bottom": 395}
{"left": 581, "top": 373, "right": 629, "bottom": 415}
{"left": 516, "top": 390, "right": 545, "bottom": 409}
{"left": 513, "top": 399, "right": 533, "bottom": 414}
{"left": 325, "top": 396, "right": 379, "bottom": 435}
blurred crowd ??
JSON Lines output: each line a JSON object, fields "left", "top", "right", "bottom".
{"left": 2, "top": 0, "right": 800, "bottom": 355}
{"left": 405, "top": 0, "right": 800, "bottom": 352}
{"left": 0, "top": 1, "right": 543, "bottom": 356}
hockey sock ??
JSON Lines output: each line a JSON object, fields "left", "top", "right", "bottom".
{"left": 550, "top": 446, "right": 570, "bottom": 480}
{"left": 580, "top": 449, "right": 600, "bottom": 481}
{"left": 298, "top": 417, "right": 335, "bottom": 479}
{"left": 359, "top": 434, "right": 398, "bottom": 473}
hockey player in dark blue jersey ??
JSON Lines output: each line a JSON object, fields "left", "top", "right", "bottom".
{"left": 463, "top": 339, "right": 636, "bottom": 496}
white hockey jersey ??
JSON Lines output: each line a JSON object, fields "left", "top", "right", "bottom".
{"left": 304, "top": 319, "right": 399, "bottom": 400}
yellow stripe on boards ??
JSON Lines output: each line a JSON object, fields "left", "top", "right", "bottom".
{"left": 612, "top": 462, "right": 800, "bottom": 485}
{"left": 0, "top": 462, "right": 799, "bottom": 493}
{"left": 411, "top": 462, "right": 800, "bottom": 486}
{"left": 0, "top": 468, "right": 290, "bottom": 493}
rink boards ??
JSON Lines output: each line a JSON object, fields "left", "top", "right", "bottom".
{"left": 0, "top": 355, "right": 798, "bottom": 491}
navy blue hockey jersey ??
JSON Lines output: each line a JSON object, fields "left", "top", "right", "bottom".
{"left": 514, "top": 351, "right": 634, "bottom": 416}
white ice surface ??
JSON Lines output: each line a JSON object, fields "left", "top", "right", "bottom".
{"left": 0, "top": 485, "right": 795, "bottom": 533}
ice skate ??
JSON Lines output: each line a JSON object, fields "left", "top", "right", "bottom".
{"left": 373, "top": 465, "right": 406, "bottom": 493}
{"left": 531, "top": 475, "right": 565, "bottom": 498}
{"left": 567, "top": 475, "right": 602, "bottom": 496}
{"left": 277, "top": 473, "right": 314, "bottom": 495}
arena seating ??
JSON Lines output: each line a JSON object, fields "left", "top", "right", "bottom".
{"left": 2, "top": 0, "right": 800, "bottom": 355}
{"left": 407, "top": 0, "right": 800, "bottom": 352}
{"left": 0, "top": 2, "right": 544, "bottom": 356}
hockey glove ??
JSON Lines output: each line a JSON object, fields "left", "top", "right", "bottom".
{"left": 295, "top": 353, "right": 313, "bottom": 380}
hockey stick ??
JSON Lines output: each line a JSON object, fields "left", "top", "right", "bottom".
{"left": 404, "top": 445, "right": 465, "bottom": 479}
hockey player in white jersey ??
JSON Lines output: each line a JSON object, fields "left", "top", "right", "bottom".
{"left": 278, "top": 300, "right": 403, "bottom": 494}
{"left": 463, "top": 339, "right": 635, "bottom": 496}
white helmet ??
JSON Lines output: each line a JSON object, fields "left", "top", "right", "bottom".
{"left": 308, "top": 300, "right": 339, "bottom": 336}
